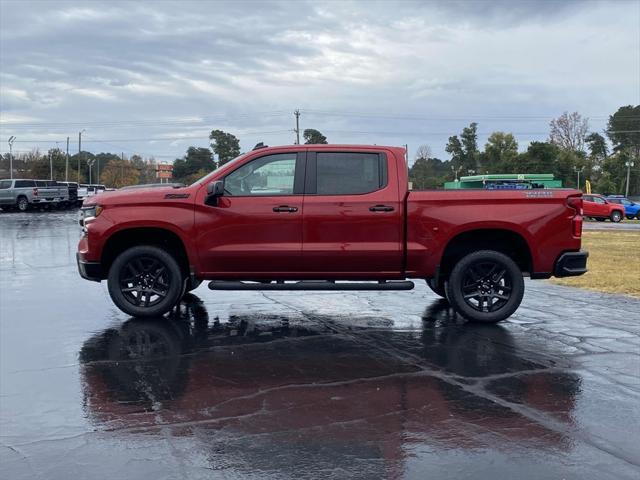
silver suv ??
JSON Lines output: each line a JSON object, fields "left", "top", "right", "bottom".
{"left": 0, "top": 179, "right": 70, "bottom": 211}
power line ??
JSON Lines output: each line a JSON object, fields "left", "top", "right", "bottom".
{"left": 0, "top": 110, "right": 291, "bottom": 128}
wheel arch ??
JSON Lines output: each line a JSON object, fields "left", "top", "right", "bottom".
{"left": 101, "top": 227, "right": 191, "bottom": 279}
{"left": 438, "top": 228, "right": 533, "bottom": 281}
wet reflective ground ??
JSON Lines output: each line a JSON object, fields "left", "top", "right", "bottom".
{"left": 1, "top": 211, "right": 639, "bottom": 479}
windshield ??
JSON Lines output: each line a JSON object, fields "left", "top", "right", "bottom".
{"left": 189, "top": 153, "right": 250, "bottom": 187}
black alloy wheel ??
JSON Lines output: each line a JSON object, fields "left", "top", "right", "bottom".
{"left": 460, "top": 261, "right": 512, "bottom": 313}
{"left": 108, "top": 245, "right": 183, "bottom": 317}
{"left": 446, "top": 250, "right": 524, "bottom": 323}
{"left": 119, "top": 256, "right": 171, "bottom": 308}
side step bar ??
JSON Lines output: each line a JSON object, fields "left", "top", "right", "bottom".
{"left": 208, "top": 280, "right": 415, "bottom": 291}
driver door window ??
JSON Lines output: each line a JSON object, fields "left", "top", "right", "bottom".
{"left": 225, "top": 154, "right": 296, "bottom": 196}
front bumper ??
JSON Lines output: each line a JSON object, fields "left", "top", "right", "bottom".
{"left": 77, "top": 252, "right": 103, "bottom": 282}
{"left": 554, "top": 250, "right": 589, "bottom": 277}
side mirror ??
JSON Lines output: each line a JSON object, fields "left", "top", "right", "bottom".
{"left": 205, "top": 180, "right": 224, "bottom": 206}
{"left": 207, "top": 180, "right": 224, "bottom": 197}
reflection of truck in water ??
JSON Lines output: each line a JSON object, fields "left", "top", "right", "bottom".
{"left": 79, "top": 295, "right": 581, "bottom": 475}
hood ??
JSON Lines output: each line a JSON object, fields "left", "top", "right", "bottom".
{"left": 83, "top": 184, "right": 194, "bottom": 206}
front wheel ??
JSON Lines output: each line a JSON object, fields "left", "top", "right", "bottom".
{"left": 108, "top": 245, "right": 184, "bottom": 317}
{"left": 446, "top": 250, "right": 524, "bottom": 323}
{"left": 426, "top": 278, "right": 447, "bottom": 298}
{"left": 610, "top": 211, "right": 622, "bottom": 223}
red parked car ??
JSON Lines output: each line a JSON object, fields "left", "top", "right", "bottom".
{"left": 582, "top": 194, "right": 624, "bottom": 222}
{"left": 77, "top": 144, "right": 587, "bottom": 323}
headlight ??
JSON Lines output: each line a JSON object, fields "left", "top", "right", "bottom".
{"left": 79, "top": 205, "right": 103, "bottom": 226}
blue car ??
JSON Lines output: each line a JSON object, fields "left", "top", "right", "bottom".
{"left": 606, "top": 196, "right": 640, "bottom": 219}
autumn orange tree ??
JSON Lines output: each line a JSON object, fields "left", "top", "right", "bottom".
{"left": 100, "top": 159, "right": 140, "bottom": 188}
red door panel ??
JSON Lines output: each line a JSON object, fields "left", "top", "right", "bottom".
{"left": 194, "top": 151, "right": 304, "bottom": 276}
{"left": 195, "top": 196, "right": 302, "bottom": 275}
{"left": 302, "top": 150, "right": 403, "bottom": 276}
{"left": 583, "top": 196, "right": 608, "bottom": 217}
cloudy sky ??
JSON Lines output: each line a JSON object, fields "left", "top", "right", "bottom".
{"left": 1, "top": 0, "right": 638, "bottom": 163}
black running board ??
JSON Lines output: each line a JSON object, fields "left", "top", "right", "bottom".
{"left": 208, "top": 280, "right": 415, "bottom": 291}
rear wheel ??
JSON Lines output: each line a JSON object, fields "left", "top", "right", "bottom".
{"left": 446, "top": 250, "right": 524, "bottom": 323}
{"left": 17, "top": 196, "right": 28, "bottom": 212}
{"left": 108, "top": 245, "right": 184, "bottom": 317}
{"left": 610, "top": 211, "right": 622, "bottom": 223}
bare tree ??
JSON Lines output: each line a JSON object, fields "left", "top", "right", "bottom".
{"left": 414, "top": 144, "right": 432, "bottom": 161}
{"left": 549, "top": 111, "right": 589, "bottom": 152}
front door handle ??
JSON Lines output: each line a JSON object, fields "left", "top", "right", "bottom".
{"left": 273, "top": 205, "right": 298, "bottom": 213}
{"left": 369, "top": 205, "right": 394, "bottom": 212}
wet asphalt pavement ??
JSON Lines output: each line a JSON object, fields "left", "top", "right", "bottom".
{"left": 1, "top": 210, "right": 639, "bottom": 480}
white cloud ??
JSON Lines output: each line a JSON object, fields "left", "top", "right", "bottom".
{"left": 0, "top": 0, "right": 637, "bottom": 159}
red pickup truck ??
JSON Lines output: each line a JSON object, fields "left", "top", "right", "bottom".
{"left": 77, "top": 144, "right": 587, "bottom": 323}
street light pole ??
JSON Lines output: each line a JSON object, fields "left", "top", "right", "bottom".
{"left": 573, "top": 166, "right": 584, "bottom": 190}
{"left": 7, "top": 136, "right": 16, "bottom": 179}
{"left": 88, "top": 159, "right": 95, "bottom": 185}
{"left": 625, "top": 161, "right": 635, "bottom": 198}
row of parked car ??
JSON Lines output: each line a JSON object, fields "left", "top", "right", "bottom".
{"left": 583, "top": 194, "right": 640, "bottom": 222}
{"left": 0, "top": 178, "right": 106, "bottom": 211}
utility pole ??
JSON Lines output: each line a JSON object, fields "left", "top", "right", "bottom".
{"left": 7, "top": 136, "right": 16, "bottom": 179}
{"left": 625, "top": 160, "right": 635, "bottom": 197}
{"left": 78, "top": 130, "right": 83, "bottom": 183}
{"left": 65, "top": 137, "right": 69, "bottom": 182}
{"left": 294, "top": 109, "right": 300, "bottom": 145}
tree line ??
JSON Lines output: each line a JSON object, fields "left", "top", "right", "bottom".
{"left": 410, "top": 105, "right": 640, "bottom": 195}
{"left": 1, "top": 106, "right": 637, "bottom": 195}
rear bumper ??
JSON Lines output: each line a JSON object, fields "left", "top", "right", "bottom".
{"left": 554, "top": 250, "right": 589, "bottom": 277}
{"left": 76, "top": 252, "right": 102, "bottom": 282}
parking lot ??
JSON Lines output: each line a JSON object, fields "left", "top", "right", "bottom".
{"left": 1, "top": 210, "right": 639, "bottom": 479}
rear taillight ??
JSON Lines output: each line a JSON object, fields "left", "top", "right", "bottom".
{"left": 567, "top": 195, "right": 583, "bottom": 237}
{"left": 33, "top": 187, "right": 38, "bottom": 196}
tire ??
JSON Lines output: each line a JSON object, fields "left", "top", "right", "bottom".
{"left": 446, "top": 250, "right": 524, "bottom": 323}
{"left": 108, "top": 245, "right": 184, "bottom": 318}
{"left": 16, "top": 196, "right": 29, "bottom": 212}
{"left": 626, "top": 215, "right": 635, "bottom": 220}
{"left": 426, "top": 279, "right": 447, "bottom": 298}
{"left": 610, "top": 210, "right": 622, "bottom": 223}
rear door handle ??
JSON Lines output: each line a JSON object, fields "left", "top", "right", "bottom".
{"left": 369, "top": 205, "right": 394, "bottom": 212}
{"left": 273, "top": 205, "right": 298, "bottom": 213}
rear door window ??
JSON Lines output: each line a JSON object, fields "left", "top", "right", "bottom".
{"left": 15, "top": 180, "right": 35, "bottom": 188}
{"left": 313, "top": 152, "right": 386, "bottom": 195}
